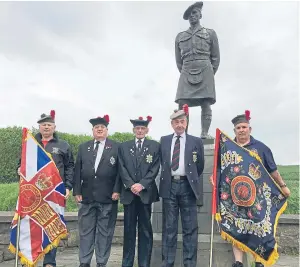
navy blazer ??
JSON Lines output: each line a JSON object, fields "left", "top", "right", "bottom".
{"left": 118, "top": 139, "right": 160, "bottom": 205}
{"left": 159, "top": 134, "right": 204, "bottom": 200}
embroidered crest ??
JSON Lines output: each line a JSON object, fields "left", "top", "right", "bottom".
{"left": 110, "top": 156, "right": 116, "bottom": 165}
{"left": 192, "top": 151, "right": 197, "bottom": 163}
{"left": 146, "top": 154, "right": 153, "bottom": 164}
{"left": 52, "top": 147, "right": 60, "bottom": 154}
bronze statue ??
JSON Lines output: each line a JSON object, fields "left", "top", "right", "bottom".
{"left": 175, "top": 1, "right": 220, "bottom": 138}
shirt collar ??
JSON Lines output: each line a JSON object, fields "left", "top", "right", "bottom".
{"left": 94, "top": 139, "right": 106, "bottom": 145}
{"left": 234, "top": 135, "right": 255, "bottom": 147}
{"left": 173, "top": 131, "right": 186, "bottom": 139}
{"left": 135, "top": 137, "right": 145, "bottom": 143}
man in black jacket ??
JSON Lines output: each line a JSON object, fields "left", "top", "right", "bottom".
{"left": 18, "top": 110, "right": 74, "bottom": 267}
{"left": 73, "top": 115, "right": 120, "bottom": 267}
{"left": 118, "top": 116, "right": 160, "bottom": 267}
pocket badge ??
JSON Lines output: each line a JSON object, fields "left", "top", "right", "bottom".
{"left": 192, "top": 151, "right": 197, "bottom": 163}
{"left": 146, "top": 154, "right": 153, "bottom": 164}
{"left": 110, "top": 156, "right": 116, "bottom": 166}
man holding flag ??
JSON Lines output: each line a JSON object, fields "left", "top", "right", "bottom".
{"left": 15, "top": 110, "right": 74, "bottom": 267}
{"left": 210, "top": 110, "right": 290, "bottom": 267}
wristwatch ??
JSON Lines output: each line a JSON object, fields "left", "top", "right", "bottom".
{"left": 280, "top": 183, "right": 287, "bottom": 188}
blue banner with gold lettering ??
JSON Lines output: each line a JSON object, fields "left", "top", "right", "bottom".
{"left": 214, "top": 130, "right": 287, "bottom": 265}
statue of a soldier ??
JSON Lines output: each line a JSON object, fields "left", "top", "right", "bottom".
{"left": 175, "top": 1, "right": 220, "bottom": 138}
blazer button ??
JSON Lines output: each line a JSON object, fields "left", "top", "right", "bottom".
{"left": 188, "top": 163, "right": 191, "bottom": 166}
{"left": 161, "top": 178, "right": 163, "bottom": 180}
{"left": 190, "top": 172, "right": 192, "bottom": 174}
{"left": 192, "top": 180, "right": 194, "bottom": 182}
{"left": 95, "top": 176, "right": 97, "bottom": 179}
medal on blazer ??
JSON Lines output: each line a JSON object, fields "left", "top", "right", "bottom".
{"left": 110, "top": 156, "right": 116, "bottom": 165}
{"left": 192, "top": 151, "right": 197, "bottom": 163}
{"left": 146, "top": 154, "right": 153, "bottom": 164}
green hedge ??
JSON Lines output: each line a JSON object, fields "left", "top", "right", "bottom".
{"left": 0, "top": 126, "right": 136, "bottom": 183}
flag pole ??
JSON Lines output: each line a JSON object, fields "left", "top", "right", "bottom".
{"left": 14, "top": 214, "right": 21, "bottom": 267}
{"left": 14, "top": 128, "right": 28, "bottom": 267}
{"left": 209, "top": 128, "right": 221, "bottom": 267}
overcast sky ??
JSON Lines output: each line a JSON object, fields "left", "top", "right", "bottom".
{"left": 0, "top": 1, "right": 298, "bottom": 165}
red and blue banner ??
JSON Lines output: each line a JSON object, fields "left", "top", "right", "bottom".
{"left": 9, "top": 128, "right": 68, "bottom": 266}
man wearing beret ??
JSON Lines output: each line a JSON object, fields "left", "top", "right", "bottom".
{"left": 17, "top": 110, "right": 75, "bottom": 267}
{"left": 159, "top": 105, "right": 204, "bottom": 267}
{"left": 175, "top": 1, "right": 220, "bottom": 138}
{"left": 73, "top": 115, "right": 121, "bottom": 267}
{"left": 118, "top": 116, "right": 160, "bottom": 267}
{"left": 210, "top": 110, "right": 290, "bottom": 267}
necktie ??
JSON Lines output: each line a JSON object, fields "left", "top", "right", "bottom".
{"left": 171, "top": 136, "right": 181, "bottom": 171}
{"left": 94, "top": 141, "right": 100, "bottom": 156}
{"left": 137, "top": 139, "right": 142, "bottom": 153}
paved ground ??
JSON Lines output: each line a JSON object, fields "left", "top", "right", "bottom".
{"left": 1, "top": 246, "right": 299, "bottom": 267}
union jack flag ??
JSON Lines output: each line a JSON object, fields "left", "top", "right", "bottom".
{"left": 9, "top": 128, "right": 68, "bottom": 266}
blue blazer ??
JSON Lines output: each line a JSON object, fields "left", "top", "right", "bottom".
{"left": 159, "top": 134, "right": 204, "bottom": 200}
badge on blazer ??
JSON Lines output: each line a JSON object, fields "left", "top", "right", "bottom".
{"left": 52, "top": 147, "right": 60, "bottom": 154}
{"left": 110, "top": 156, "right": 116, "bottom": 165}
{"left": 146, "top": 154, "right": 153, "bottom": 164}
{"left": 192, "top": 151, "right": 197, "bottom": 163}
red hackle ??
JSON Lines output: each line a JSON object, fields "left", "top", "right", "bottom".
{"left": 183, "top": 104, "right": 189, "bottom": 115}
{"left": 103, "top": 115, "right": 110, "bottom": 123}
{"left": 138, "top": 116, "right": 143, "bottom": 120}
{"left": 50, "top": 110, "right": 55, "bottom": 120}
{"left": 245, "top": 110, "right": 251, "bottom": 121}
{"left": 146, "top": 116, "right": 152, "bottom": 122}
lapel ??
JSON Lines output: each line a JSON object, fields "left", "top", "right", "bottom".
{"left": 96, "top": 139, "right": 113, "bottom": 172}
{"left": 165, "top": 134, "right": 173, "bottom": 167}
{"left": 184, "top": 134, "right": 193, "bottom": 166}
{"left": 128, "top": 140, "right": 137, "bottom": 169}
{"left": 136, "top": 139, "right": 150, "bottom": 168}
{"left": 87, "top": 140, "right": 96, "bottom": 165}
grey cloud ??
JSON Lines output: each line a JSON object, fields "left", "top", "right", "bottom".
{"left": 0, "top": 1, "right": 298, "bottom": 164}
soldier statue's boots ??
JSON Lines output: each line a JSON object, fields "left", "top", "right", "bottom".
{"left": 255, "top": 263, "right": 264, "bottom": 267}
{"left": 97, "top": 264, "right": 106, "bottom": 267}
{"left": 200, "top": 114, "right": 212, "bottom": 139}
{"left": 232, "top": 261, "right": 243, "bottom": 267}
{"left": 79, "top": 264, "right": 90, "bottom": 267}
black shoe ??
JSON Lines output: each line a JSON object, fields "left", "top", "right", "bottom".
{"left": 79, "top": 264, "right": 90, "bottom": 267}
{"left": 232, "top": 262, "right": 243, "bottom": 267}
{"left": 255, "top": 263, "right": 264, "bottom": 267}
{"left": 96, "top": 264, "right": 106, "bottom": 267}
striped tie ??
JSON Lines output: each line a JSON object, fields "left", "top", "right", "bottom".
{"left": 171, "top": 136, "right": 181, "bottom": 171}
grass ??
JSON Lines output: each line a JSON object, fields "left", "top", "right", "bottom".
{"left": 0, "top": 165, "right": 298, "bottom": 214}
{"left": 277, "top": 165, "right": 299, "bottom": 214}
{"left": 0, "top": 184, "right": 124, "bottom": 212}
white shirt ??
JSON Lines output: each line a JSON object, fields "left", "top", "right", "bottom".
{"left": 94, "top": 139, "right": 106, "bottom": 170}
{"left": 170, "top": 132, "right": 186, "bottom": 176}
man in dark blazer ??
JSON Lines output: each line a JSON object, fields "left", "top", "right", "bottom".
{"left": 73, "top": 115, "right": 121, "bottom": 267}
{"left": 159, "top": 106, "right": 204, "bottom": 267}
{"left": 118, "top": 116, "right": 160, "bottom": 267}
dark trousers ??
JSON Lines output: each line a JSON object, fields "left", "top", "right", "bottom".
{"left": 78, "top": 202, "right": 118, "bottom": 265}
{"left": 43, "top": 247, "right": 57, "bottom": 266}
{"left": 161, "top": 179, "right": 198, "bottom": 267}
{"left": 122, "top": 196, "right": 153, "bottom": 267}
